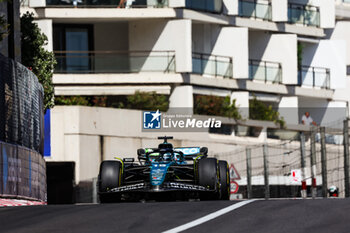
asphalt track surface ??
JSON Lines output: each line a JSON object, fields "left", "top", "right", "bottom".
{"left": 1, "top": 199, "right": 350, "bottom": 233}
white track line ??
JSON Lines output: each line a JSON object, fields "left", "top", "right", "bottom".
{"left": 162, "top": 200, "right": 256, "bottom": 233}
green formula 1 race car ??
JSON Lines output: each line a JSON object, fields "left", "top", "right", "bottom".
{"left": 98, "top": 136, "right": 230, "bottom": 202}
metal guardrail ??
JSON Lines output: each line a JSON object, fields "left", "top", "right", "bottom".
{"left": 192, "top": 52, "right": 233, "bottom": 78}
{"left": 239, "top": 0, "right": 272, "bottom": 21}
{"left": 249, "top": 59, "right": 282, "bottom": 84}
{"left": 54, "top": 50, "right": 175, "bottom": 74}
{"left": 298, "top": 66, "right": 330, "bottom": 89}
{"left": 46, "top": 0, "right": 168, "bottom": 8}
{"left": 288, "top": 3, "right": 320, "bottom": 27}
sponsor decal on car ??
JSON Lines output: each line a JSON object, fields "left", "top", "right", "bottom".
{"left": 165, "top": 182, "right": 207, "bottom": 191}
{"left": 110, "top": 183, "right": 145, "bottom": 192}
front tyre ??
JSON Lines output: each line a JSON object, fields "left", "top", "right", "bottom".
{"left": 98, "top": 160, "right": 122, "bottom": 203}
{"left": 198, "top": 158, "right": 219, "bottom": 200}
{"left": 219, "top": 160, "right": 230, "bottom": 200}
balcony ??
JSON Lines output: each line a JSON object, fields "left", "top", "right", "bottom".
{"left": 192, "top": 53, "right": 233, "bottom": 78}
{"left": 288, "top": 3, "right": 320, "bottom": 27}
{"left": 239, "top": 0, "right": 272, "bottom": 21}
{"left": 185, "top": 0, "right": 223, "bottom": 14}
{"left": 54, "top": 50, "right": 175, "bottom": 74}
{"left": 46, "top": 0, "right": 168, "bottom": 7}
{"left": 298, "top": 66, "right": 330, "bottom": 89}
{"left": 249, "top": 59, "right": 282, "bottom": 83}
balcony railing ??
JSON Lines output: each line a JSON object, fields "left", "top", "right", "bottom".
{"left": 249, "top": 59, "right": 282, "bottom": 83}
{"left": 54, "top": 50, "right": 175, "bottom": 74}
{"left": 46, "top": 0, "right": 168, "bottom": 8}
{"left": 239, "top": 0, "right": 272, "bottom": 21}
{"left": 288, "top": 3, "right": 320, "bottom": 27}
{"left": 298, "top": 66, "right": 330, "bottom": 89}
{"left": 185, "top": 0, "right": 223, "bottom": 14}
{"left": 192, "top": 53, "right": 233, "bottom": 78}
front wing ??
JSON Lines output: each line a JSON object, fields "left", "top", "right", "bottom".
{"left": 100, "top": 182, "right": 213, "bottom": 194}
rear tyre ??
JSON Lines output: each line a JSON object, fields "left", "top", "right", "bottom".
{"left": 219, "top": 160, "right": 230, "bottom": 200}
{"left": 197, "top": 158, "right": 219, "bottom": 200}
{"left": 98, "top": 160, "right": 122, "bottom": 203}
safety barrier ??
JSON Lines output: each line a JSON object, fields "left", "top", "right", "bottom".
{"left": 0, "top": 141, "right": 46, "bottom": 202}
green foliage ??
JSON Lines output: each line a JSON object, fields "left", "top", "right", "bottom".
{"left": 297, "top": 42, "right": 304, "bottom": 69}
{"left": 124, "top": 91, "right": 168, "bottom": 112}
{"left": 194, "top": 95, "right": 241, "bottom": 119}
{"left": 21, "top": 12, "right": 56, "bottom": 111}
{"left": 249, "top": 95, "right": 285, "bottom": 127}
{"left": 55, "top": 96, "right": 91, "bottom": 106}
{"left": 55, "top": 96, "right": 107, "bottom": 107}
{"left": 55, "top": 92, "right": 168, "bottom": 111}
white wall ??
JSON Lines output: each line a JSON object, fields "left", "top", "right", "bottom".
{"left": 212, "top": 27, "right": 249, "bottom": 79}
{"left": 192, "top": 24, "right": 248, "bottom": 78}
{"left": 94, "top": 22, "right": 129, "bottom": 51}
{"left": 290, "top": 0, "right": 335, "bottom": 28}
{"left": 278, "top": 96, "right": 299, "bottom": 124}
{"left": 272, "top": 0, "right": 287, "bottom": 22}
{"left": 302, "top": 40, "right": 346, "bottom": 89}
{"left": 29, "top": 0, "right": 45, "bottom": 7}
{"left": 169, "top": 85, "right": 194, "bottom": 111}
{"left": 168, "top": 0, "right": 185, "bottom": 8}
{"left": 298, "top": 97, "right": 347, "bottom": 126}
{"left": 249, "top": 31, "right": 298, "bottom": 84}
{"left": 329, "top": 21, "right": 350, "bottom": 65}
{"left": 231, "top": 91, "right": 249, "bottom": 118}
{"left": 94, "top": 22, "right": 129, "bottom": 72}
{"left": 223, "top": 0, "right": 238, "bottom": 15}
{"left": 129, "top": 19, "right": 192, "bottom": 72}
{"left": 35, "top": 19, "right": 53, "bottom": 52}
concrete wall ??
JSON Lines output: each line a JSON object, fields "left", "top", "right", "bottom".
{"left": 94, "top": 22, "right": 129, "bottom": 51}
{"left": 129, "top": 19, "right": 192, "bottom": 72}
{"left": 302, "top": 40, "right": 346, "bottom": 89}
{"left": 49, "top": 106, "right": 348, "bottom": 198}
{"left": 192, "top": 24, "right": 248, "bottom": 79}
{"left": 298, "top": 97, "right": 347, "bottom": 126}
{"left": 329, "top": 21, "right": 350, "bottom": 65}
{"left": 35, "top": 19, "right": 53, "bottom": 52}
{"left": 272, "top": 0, "right": 287, "bottom": 22}
{"left": 249, "top": 31, "right": 298, "bottom": 84}
{"left": 289, "top": 0, "right": 335, "bottom": 28}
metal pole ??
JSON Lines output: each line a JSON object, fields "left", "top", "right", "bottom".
{"left": 264, "top": 61, "right": 267, "bottom": 83}
{"left": 344, "top": 118, "right": 350, "bottom": 198}
{"left": 300, "top": 132, "right": 307, "bottom": 199}
{"left": 246, "top": 148, "right": 252, "bottom": 199}
{"left": 310, "top": 127, "right": 317, "bottom": 199}
{"left": 263, "top": 144, "right": 270, "bottom": 199}
{"left": 320, "top": 127, "right": 328, "bottom": 198}
{"left": 215, "top": 56, "right": 217, "bottom": 77}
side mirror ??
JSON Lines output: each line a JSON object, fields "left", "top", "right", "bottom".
{"left": 200, "top": 147, "right": 208, "bottom": 155}
{"left": 137, "top": 149, "right": 145, "bottom": 156}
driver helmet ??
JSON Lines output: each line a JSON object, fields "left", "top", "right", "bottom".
{"left": 163, "top": 152, "right": 172, "bottom": 161}
{"left": 328, "top": 185, "right": 339, "bottom": 197}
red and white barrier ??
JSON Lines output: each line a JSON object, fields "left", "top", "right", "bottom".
{"left": 0, "top": 198, "right": 46, "bottom": 207}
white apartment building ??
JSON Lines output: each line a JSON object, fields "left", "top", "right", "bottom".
{"left": 22, "top": 0, "right": 350, "bottom": 124}
{"left": 20, "top": 0, "right": 350, "bottom": 201}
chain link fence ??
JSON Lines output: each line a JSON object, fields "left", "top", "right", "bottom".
{"left": 0, "top": 53, "right": 44, "bottom": 154}
{"left": 215, "top": 119, "right": 350, "bottom": 199}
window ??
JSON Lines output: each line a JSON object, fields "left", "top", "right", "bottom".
{"left": 53, "top": 24, "right": 94, "bottom": 73}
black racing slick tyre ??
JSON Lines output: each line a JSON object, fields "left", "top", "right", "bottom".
{"left": 98, "top": 160, "right": 122, "bottom": 203}
{"left": 219, "top": 160, "right": 230, "bottom": 200}
{"left": 198, "top": 158, "right": 219, "bottom": 200}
